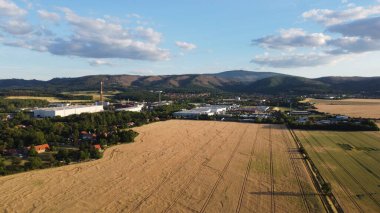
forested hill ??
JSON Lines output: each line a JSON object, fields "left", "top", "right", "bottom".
{"left": 0, "top": 70, "right": 379, "bottom": 95}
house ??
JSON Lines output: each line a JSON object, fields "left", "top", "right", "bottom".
{"left": 317, "top": 120, "right": 331, "bottom": 125}
{"left": 127, "top": 122, "right": 135, "bottom": 127}
{"left": 93, "top": 144, "right": 102, "bottom": 151}
{"left": 1, "top": 114, "right": 13, "bottom": 121}
{"left": 81, "top": 131, "right": 97, "bottom": 141}
{"left": 290, "top": 111, "right": 311, "bottom": 115}
{"left": 335, "top": 115, "right": 349, "bottom": 121}
{"left": 297, "top": 117, "right": 309, "bottom": 124}
{"left": 31, "top": 144, "right": 50, "bottom": 153}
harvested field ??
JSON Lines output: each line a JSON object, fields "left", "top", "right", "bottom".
{"left": 295, "top": 130, "right": 380, "bottom": 212}
{"left": 5, "top": 96, "right": 92, "bottom": 103}
{"left": 0, "top": 121, "right": 324, "bottom": 212}
{"left": 304, "top": 98, "right": 380, "bottom": 118}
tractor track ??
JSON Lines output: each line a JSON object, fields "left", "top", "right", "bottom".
{"left": 298, "top": 130, "right": 364, "bottom": 213}
{"left": 235, "top": 124, "right": 260, "bottom": 213}
{"left": 162, "top": 125, "right": 235, "bottom": 213}
{"left": 325, "top": 132, "right": 380, "bottom": 180}
{"left": 281, "top": 127, "right": 311, "bottom": 213}
{"left": 269, "top": 125, "right": 276, "bottom": 213}
{"left": 309, "top": 131, "right": 380, "bottom": 208}
{"left": 129, "top": 123, "right": 228, "bottom": 212}
{"left": 199, "top": 125, "right": 249, "bottom": 213}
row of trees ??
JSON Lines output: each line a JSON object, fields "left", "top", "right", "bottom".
{"left": 0, "top": 98, "right": 49, "bottom": 113}
{"left": 289, "top": 121, "right": 379, "bottom": 131}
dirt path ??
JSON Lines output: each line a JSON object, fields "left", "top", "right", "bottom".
{"left": 0, "top": 120, "right": 324, "bottom": 213}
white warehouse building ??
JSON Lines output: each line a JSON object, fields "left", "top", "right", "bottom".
{"left": 115, "top": 104, "right": 144, "bottom": 112}
{"left": 33, "top": 105, "right": 104, "bottom": 118}
{"left": 173, "top": 105, "right": 228, "bottom": 118}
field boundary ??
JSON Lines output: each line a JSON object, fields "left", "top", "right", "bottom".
{"left": 281, "top": 127, "right": 311, "bottom": 213}
{"left": 287, "top": 126, "right": 343, "bottom": 213}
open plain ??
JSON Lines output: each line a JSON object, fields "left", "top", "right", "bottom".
{"left": 0, "top": 120, "right": 324, "bottom": 213}
{"left": 304, "top": 98, "right": 380, "bottom": 119}
{"left": 295, "top": 130, "right": 380, "bottom": 212}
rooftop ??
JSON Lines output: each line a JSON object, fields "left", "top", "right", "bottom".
{"left": 34, "top": 105, "right": 103, "bottom": 111}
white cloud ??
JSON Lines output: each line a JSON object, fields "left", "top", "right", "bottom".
{"left": 0, "top": 0, "right": 27, "bottom": 17}
{"left": 0, "top": 19, "right": 32, "bottom": 34}
{"left": 45, "top": 8, "right": 169, "bottom": 61}
{"left": 134, "top": 26, "right": 162, "bottom": 44}
{"left": 175, "top": 41, "right": 197, "bottom": 50}
{"left": 0, "top": 0, "right": 32, "bottom": 35}
{"left": 327, "top": 16, "right": 380, "bottom": 39}
{"left": 37, "top": 10, "right": 60, "bottom": 22}
{"left": 252, "top": 4, "right": 380, "bottom": 68}
{"left": 0, "top": 5, "right": 170, "bottom": 61}
{"left": 327, "top": 36, "right": 380, "bottom": 54}
{"left": 252, "top": 53, "right": 341, "bottom": 68}
{"left": 88, "top": 59, "right": 114, "bottom": 67}
{"left": 253, "top": 28, "right": 330, "bottom": 49}
{"left": 303, "top": 4, "right": 380, "bottom": 26}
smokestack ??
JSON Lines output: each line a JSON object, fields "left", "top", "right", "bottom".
{"left": 100, "top": 81, "right": 104, "bottom": 103}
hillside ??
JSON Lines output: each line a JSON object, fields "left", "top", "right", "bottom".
{"left": 241, "top": 76, "right": 331, "bottom": 94}
{"left": 0, "top": 70, "right": 379, "bottom": 95}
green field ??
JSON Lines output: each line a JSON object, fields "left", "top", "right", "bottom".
{"left": 295, "top": 130, "right": 380, "bottom": 212}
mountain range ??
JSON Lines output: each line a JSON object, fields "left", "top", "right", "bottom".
{"left": 0, "top": 70, "right": 379, "bottom": 95}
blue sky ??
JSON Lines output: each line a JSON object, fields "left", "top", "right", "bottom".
{"left": 0, "top": 0, "right": 380, "bottom": 80}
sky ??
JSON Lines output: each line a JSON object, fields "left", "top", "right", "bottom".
{"left": 0, "top": 0, "right": 380, "bottom": 80}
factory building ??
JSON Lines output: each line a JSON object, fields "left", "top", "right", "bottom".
{"left": 173, "top": 105, "right": 228, "bottom": 118}
{"left": 115, "top": 104, "right": 144, "bottom": 112}
{"left": 33, "top": 105, "right": 104, "bottom": 118}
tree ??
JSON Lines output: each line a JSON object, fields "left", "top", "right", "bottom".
{"left": 28, "top": 146, "right": 38, "bottom": 157}
{"left": 90, "top": 149, "right": 102, "bottom": 159}
{"left": 79, "top": 151, "right": 90, "bottom": 161}
{"left": 11, "top": 157, "right": 22, "bottom": 166}
{"left": 0, "top": 158, "right": 5, "bottom": 175}
{"left": 25, "top": 157, "right": 43, "bottom": 170}
{"left": 46, "top": 153, "right": 56, "bottom": 165}
{"left": 56, "top": 149, "right": 69, "bottom": 161}
{"left": 321, "top": 182, "right": 332, "bottom": 195}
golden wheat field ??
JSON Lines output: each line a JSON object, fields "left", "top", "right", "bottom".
{"left": 305, "top": 98, "right": 380, "bottom": 118}
{"left": 0, "top": 120, "right": 325, "bottom": 213}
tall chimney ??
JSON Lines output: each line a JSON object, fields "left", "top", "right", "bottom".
{"left": 100, "top": 81, "right": 104, "bottom": 103}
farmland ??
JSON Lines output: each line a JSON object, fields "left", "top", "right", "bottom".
{"left": 304, "top": 98, "right": 380, "bottom": 119}
{"left": 295, "top": 130, "right": 380, "bottom": 212}
{"left": 0, "top": 120, "right": 324, "bottom": 212}
{"left": 5, "top": 96, "right": 92, "bottom": 103}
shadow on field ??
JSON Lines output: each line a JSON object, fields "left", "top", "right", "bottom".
{"left": 249, "top": 191, "right": 319, "bottom": 197}
{"left": 287, "top": 148, "right": 300, "bottom": 153}
{"left": 260, "top": 124, "right": 284, "bottom": 129}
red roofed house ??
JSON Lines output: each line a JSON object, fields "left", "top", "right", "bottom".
{"left": 32, "top": 144, "right": 50, "bottom": 153}
{"left": 93, "top": 144, "right": 102, "bottom": 151}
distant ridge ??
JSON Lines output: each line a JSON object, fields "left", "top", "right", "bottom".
{"left": 0, "top": 70, "right": 379, "bottom": 95}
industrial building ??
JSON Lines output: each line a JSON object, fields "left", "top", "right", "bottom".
{"left": 115, "top": 104, "right": 144, "bottom": 112}
{"left": 173, "top": 105, "right": 228, "bottom": 118}
{"left": 33, "top": 105, "right": 104, "bottom": 118}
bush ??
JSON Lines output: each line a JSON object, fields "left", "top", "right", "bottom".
{"left": 25, "top": 157, "right": 43, "bottom": 170}
{"left": 322, "top": 182, "right": 332, "bottom": 195}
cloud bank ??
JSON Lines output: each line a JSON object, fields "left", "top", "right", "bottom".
{"left": 252, "top": 4, "right": 380, "bottom": 68}
{"left": 0, "top": 1, "right": 170, "bottom": 62}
